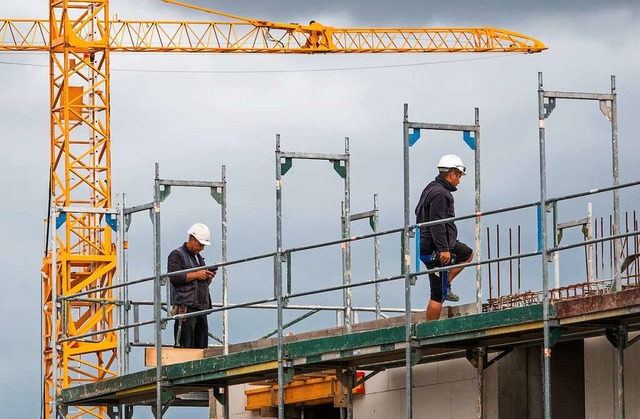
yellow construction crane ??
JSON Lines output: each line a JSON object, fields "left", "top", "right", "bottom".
{"left": 0, "top": 1, "right": 546, "bottom": 418}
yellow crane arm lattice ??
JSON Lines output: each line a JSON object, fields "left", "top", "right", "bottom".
{"left": 0, "top": 18, "right": 546, "bottom": 53}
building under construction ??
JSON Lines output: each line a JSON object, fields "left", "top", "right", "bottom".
{"left": 50, "top": 75, "right": 640, "bottom": 419}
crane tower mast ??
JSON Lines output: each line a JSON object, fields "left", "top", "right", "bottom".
{"left": 41, "top": 1, "right": 115, "bottom": 418}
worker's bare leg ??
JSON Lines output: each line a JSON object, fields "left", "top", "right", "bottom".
{"left": 447, "top": 252, "right": 474, "bottom": 284}
{"left": 427, "top": 300, "right": 442, "bottom": 321}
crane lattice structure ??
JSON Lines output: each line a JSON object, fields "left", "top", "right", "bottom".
{"left": 0, "top": 1, "right": 546, "bottom": 418}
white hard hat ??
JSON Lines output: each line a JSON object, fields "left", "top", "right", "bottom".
{"left": 437, "top": 154, "right": 466, "bottom": 175}
{"left": 188, "top": 223, "right": 211, "bottom": 246}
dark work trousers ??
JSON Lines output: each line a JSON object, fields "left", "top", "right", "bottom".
{"left": 174, "top": 307, "right": 209, "bottom": 349}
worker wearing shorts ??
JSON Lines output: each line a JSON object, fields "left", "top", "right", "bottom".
{"left": 415, "top": 155, "right": 474, "bottom": 320}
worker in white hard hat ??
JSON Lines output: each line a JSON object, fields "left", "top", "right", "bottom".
{"left": 415, "top": 155, "right": 474, "bottom": 321}
{"left": 167, "top": 223, "right": 217, "bottom": 348}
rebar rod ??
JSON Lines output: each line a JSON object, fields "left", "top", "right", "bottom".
{"left": 518, "top": 225, "right": 522, "bottom": 293}
{"left": 509, "top": 227, "right": 513, "bottom": 296}
{"left": 373, "top": 195, "right": 382, "bottom": 319}
{"left": 587, "top": 203, "right": 594, "bottom": 283}
{"left": 497, "top": 224, "right": 501, "bottom": 298}
{"left": 487, "top": 226, "right": 492, "bottom": 301}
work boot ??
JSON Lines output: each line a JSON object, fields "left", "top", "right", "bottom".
{"left": 446, "top": 285, "right": 460, "bottom": 302}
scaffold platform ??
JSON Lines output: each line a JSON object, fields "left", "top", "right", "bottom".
{"left": 62, "top": 287, "right": 640, "bottom": 408}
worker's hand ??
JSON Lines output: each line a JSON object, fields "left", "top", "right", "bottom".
{"left": 195, "top": 269, "right": 214, "bottom": 281}
{"left": 207, "top": 268, "right": 217, "bottom": 284}
{"left": 439, "top": 251, "right": 451, "bottom": 265}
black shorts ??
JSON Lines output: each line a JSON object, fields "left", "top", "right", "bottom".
{"left": 421, "top": 241, "right": 473, "bottom": 303}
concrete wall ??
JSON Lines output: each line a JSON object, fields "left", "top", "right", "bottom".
{"left": 222, "top": 359, "right": 496, "bottom": 419}
{"left": 353, "top": 359, "right": 483, "bottom": 419}
{"left": 228, "top": 384, "right": 260, "bottom": 418}
{"left": 526, "top": 340, "right": 585, "bottom": 419}
{"left": 220, "top": 334, "right": 640, "bottom": 418}
{"left": 585, "top": 333, "right": 640, "bottom": 419}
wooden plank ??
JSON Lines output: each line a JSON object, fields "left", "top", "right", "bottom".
{"left": 144, "top": 347, "right": 207, "bottom": 367}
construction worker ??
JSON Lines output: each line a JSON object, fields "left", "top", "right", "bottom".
{"left": 415, "top": 155, "right": 474, "bottom": 321}
{"left": 168, "top": 223, "right": 217, "bottom": 348}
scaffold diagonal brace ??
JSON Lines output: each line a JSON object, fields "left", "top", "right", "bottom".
{"left": 159, "top": 185, "right": 171, "bottom": 202}
{"left": 211, "top": 186, "right": 223, "bottom": 205}
{"left": 408, "top": 128, "right": 421, "bottom": 146}
{"left": 105, "top": 213, "right": 118, "bottom": 232}
{"left": 599, "top": 99, "right": 612, "bottom": 122}
{"left": 332, "top": 160, "right": 347, "bottom": 179}
{"left": 281, "top": 157, "right": 293, "bottom": 176}
{"left": 462, "top": 131, "right": 476, "bottom": 151}
{"left": 484, "top": 347, "right": 512, "bottom": 370}
{"left": 56, "top": 211, "right": 67, "bottom": 229}
{"left": 543, "top": 97, "right": 556, "bottom": 119}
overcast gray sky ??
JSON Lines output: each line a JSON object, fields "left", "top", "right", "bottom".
{"left": 1, "top": 0, "right": 639, "bottom": 417}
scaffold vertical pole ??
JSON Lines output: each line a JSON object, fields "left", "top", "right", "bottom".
{"left": 374, "top": 194, "right": 382, "bottom": 319}
{"left": 221, "top": 165, "right": 229, "bottom": 356}
{"left": 221, "top": 165, "right": 230, "bottom": 419}
{"left": 538, "top": 72, "right": 552, "bottom": 419}
{"left": 275, "top": 135, "right": 286, "bottom": 419}
{"left": 476, "top": 347, "right": 485, "bottom": 419}
{"left": 153, "top": 163, "right": 164, "bottom": 418}
{"left": 122, "top": 193, "right": 130, "bottom": 376}
{"left": 347, "top": 368, "right": 355, "bottom": 419}
{"left": 616, "top": 325, "right": 626, "bottom": 419}
{"left": 343, "top": 137, "right": 352, "bottom": 333}
{"left": 403, "top": 103, "right": 414, "bottom": 419}
{"left": 474, "top": 107, "right": 482, "bottom": 315}
{"left": 116, "top": 194, "right": 124, "bottom": 382}
{"left": 50, "top": 203, "right": 59, "bottom": 418}
{"left": 611, "top": 76, "right": 622, "bottom": 292}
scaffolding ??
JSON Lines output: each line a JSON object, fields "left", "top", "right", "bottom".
{"left": 51, "top": 73, "right": 640, "bottom": 419}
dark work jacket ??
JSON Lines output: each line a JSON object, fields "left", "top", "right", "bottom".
{"left": 168, "top": 243, "right": 212, "bottom": 310}
{"left": 415, "top": 175, "right": 458, "bottom": 255}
